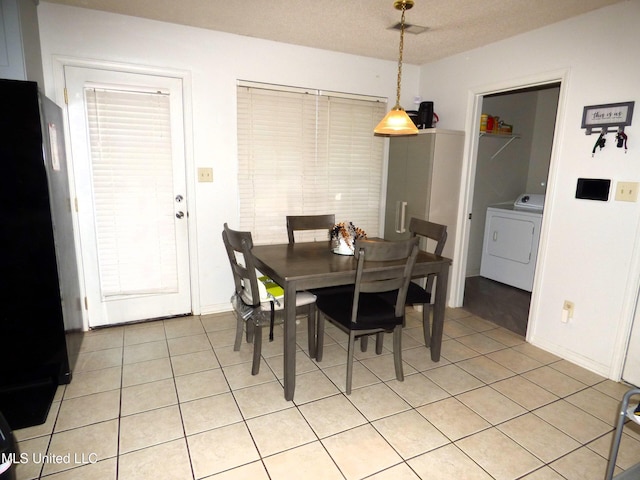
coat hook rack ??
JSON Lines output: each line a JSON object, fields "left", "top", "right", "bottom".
{"left": 582, "top": 101, "right": 634, "bottom": 156}
{"left": 590, "top": 127, "right": 630, "bottom": 156}
{"left": 587, "top": 125, "right": 625, "bottom": 136}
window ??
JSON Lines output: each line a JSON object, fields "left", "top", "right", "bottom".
{"left": 85, "top": 87, "right": 178, "bottom": 297}
{"left": 237, "top": 82, "right": 386, "bottom": 244}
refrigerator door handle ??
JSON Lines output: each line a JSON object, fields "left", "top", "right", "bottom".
{"left": 395, "top": 201, "right": 407, "bottom": 234}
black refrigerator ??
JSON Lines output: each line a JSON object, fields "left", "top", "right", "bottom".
{"left": 0, "top": 79, "right": 82, "bottom": 430}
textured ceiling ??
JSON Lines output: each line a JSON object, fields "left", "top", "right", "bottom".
{"left": 43, "top": 0, "right": 625, "bottom": 64}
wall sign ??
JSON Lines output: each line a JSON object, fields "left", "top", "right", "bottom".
{"left": 582, "top": 101, "right": 634, "bottom": 135}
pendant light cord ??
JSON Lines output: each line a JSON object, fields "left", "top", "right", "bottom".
{"left": 395, "top": 3, "right": 407, "bottom": 109}
{"left": 373, "top": 0, "right": 417, "bottom": 135}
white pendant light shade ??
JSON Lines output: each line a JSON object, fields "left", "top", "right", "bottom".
{"left": 374, "top": 106, "right": 419, "bottom": 135}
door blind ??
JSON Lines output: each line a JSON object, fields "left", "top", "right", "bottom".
{"left": 85, "top": 87, "right": 178, "bottom": 298}
{"left": 237, "top": 83, "right": 386, "bottom": 244}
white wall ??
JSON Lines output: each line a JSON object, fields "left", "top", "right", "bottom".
{"left": 527, "top": 87, "right": 560, "bottom": 193}
{"left": 36, "top": 2, "right": 420, "bottom": 317}
{"left": 421, "top": 0, "right": 640, "bottom": 378}
{"left": 37, "top": 0, "right": 640, "bottom": 380}
{"left": 0, "top": 0, "right": 44, "bottom": 85}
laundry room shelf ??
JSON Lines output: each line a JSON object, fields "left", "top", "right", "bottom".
{"left": 479, "top": 132, "right": 521, "bottom": 159}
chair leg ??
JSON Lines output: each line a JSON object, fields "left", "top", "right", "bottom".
{"left": 346, "top": 331, "right": 356, "bottom": 395}
{"left": 251, "top": 322, "right": 262, "bottom": 375}
{"left": 234, "top": 312, "right": 243, "bottom": 351}
{"left": 375, "top": 332, "right": 384, "bottom": 354}
{"left": 268, "top": 301, "right": 275, "bottom": 341}
{"left": 246, "top": 320, "right": 255, "bottom": 344}
{"left": 316, "top": 311, "right": 325, "bottom": 362}
{"left": 307, "top": 304, "right": 316, "bottom": 359}
{"left": 423, "top": 304, "right": 432, "bottom": 347}
{"left": 360, "top": 336, "right": 368, "bottom": 352}
{"left": 392, "top": 325, "right": 404, "bottom": 382}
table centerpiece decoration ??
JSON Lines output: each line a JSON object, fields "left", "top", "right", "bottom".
{"left": 330, "top": 222, "right": 367, "bottom": 255}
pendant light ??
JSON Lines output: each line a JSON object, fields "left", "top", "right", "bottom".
{"left": 374, "top": 0, "right": 419, "bottom": 136}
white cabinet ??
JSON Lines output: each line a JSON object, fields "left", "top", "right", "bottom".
{"left": 383, "top": 129, "right": 464, "bottom": 261}
{"left": 0, "top": 0, "right": 44, "bottom": 85}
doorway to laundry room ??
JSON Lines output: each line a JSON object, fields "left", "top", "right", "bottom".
{"left": 462, "top": 82, "right": 560, "bottom": 336}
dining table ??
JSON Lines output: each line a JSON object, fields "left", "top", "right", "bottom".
{"left": 251, "top": 240, "right": 451, "bottom": 401}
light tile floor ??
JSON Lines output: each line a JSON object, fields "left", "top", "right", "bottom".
{"left": 12, "top": 308, "right": 640, "bottom": 480}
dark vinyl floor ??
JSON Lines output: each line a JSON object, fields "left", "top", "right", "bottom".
{"left": 463, "top": 275, "right": 531, "bottom": 337}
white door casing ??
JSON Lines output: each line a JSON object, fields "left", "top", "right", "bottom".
{"left": 622, "top": 290, "right": 640, "bottom": 386}
{"left": 65, "top": 66, "right": 191, "bottom": 327}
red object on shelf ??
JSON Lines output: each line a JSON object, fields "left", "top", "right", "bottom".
{"left": 486, "top": 116, "right": 494, "bottom": 132}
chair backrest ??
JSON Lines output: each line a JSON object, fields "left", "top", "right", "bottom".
{"left": 286, "top": 214, "right": 335, "bottom": 244}
{"left": 222, "top": 223, "right": 261, "bottom": 307}
{"left": 409, "top": 217, "right": 447, "bottom": 294}
{"left": 353, "top": 237, "right": 420, "bottom": 320}
{"left": 409, "top": 217, "right": 447, "bottom": 256}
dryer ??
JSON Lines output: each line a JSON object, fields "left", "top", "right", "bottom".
{"left": 480, "top": 194, "right": 544, "bottom": 292}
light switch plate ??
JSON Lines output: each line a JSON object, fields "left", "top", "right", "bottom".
{"left": 198, "top": 167, "right": 213, "bottom": 182}
{"left": 615, "top": 181, "right": 638, "bottom": 202}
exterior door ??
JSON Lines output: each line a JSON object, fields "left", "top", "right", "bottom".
{"left": 65, "top": 66, "right": 191, "bottom": 327}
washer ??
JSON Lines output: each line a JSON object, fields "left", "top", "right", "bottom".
{"left": 480, "top": 194, "right": 544, "bottom": 292}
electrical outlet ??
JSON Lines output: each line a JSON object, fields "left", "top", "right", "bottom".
{"left": 615, "top": 181, "right": 638, "bottom": 202}
{"left": 198, "top": 167, "right": 213, "bottom": 182}
{"left": 562, "top": 300, "right": 574, "bottom": 323}
{"left": 563, "top": 300, "right": 574, "bottom": 315}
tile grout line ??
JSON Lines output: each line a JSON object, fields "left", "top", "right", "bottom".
{"left": 15, "top": 311, "right": 639, "bottom": 479}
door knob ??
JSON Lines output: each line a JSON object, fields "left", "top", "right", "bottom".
{"left": 176, "top": 211, "right": 185, "bottom": 219}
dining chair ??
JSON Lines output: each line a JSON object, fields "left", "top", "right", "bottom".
{"left": 222, "top": 223, "right": 317, "bottom": 374}
{"left": 315, "top": 237, "right": 419, "bottom": 394}
{"left": 379, "top": 217, "right": 447, "bottom": 347}
{"left": 286, "top": 214, "right": 335, "bottom": 243}
{"left": 286, "top": 214, "right": 336, "bottom": 352}
{"left": 288, "top": 214, "right": 360, "bottom": 305}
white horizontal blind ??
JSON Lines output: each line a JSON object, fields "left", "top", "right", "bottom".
{"left": 85, "top": 87, "right": 178, "bottom": 298}
{"left": 326, "top": 96, "right": 385, "bottom": 235}
{"left": 237, "top": 83, "right": 386, "bottom": 244}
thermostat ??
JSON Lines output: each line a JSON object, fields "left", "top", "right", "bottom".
{"left": 575, "top": 178, "right": 611, "bottom": 201}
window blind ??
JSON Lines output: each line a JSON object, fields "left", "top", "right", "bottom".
{"left": 85, "top": 87, "right": 178, "bottom": 298}
{"left": 237, "top": 83, "right": 386, "bottom": 244}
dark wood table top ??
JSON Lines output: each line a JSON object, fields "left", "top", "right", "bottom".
{"left": 252, "top": 241, "right": 451, "bottom": 291}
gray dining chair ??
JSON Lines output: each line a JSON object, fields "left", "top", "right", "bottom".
{"left": 222, "top": 223, "right": 317, "bottom": 374}
{"left": 286, "top": 214, "right": 336, "bottom": 352}
{"left": 286, "top": 214, "right": 335, "bottom": 243}
{"left": 288, "top": 214, "right": 359, "bottom": 302}
{"left": 378, "top": 217, "right": 447, "bottom": 347}
{"left": 315, "top": 237, "right": 419, "bottom": 394}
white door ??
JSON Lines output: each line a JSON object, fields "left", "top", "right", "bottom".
{"left": 65, "top": 66, "right": 191, "bottom": 327}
